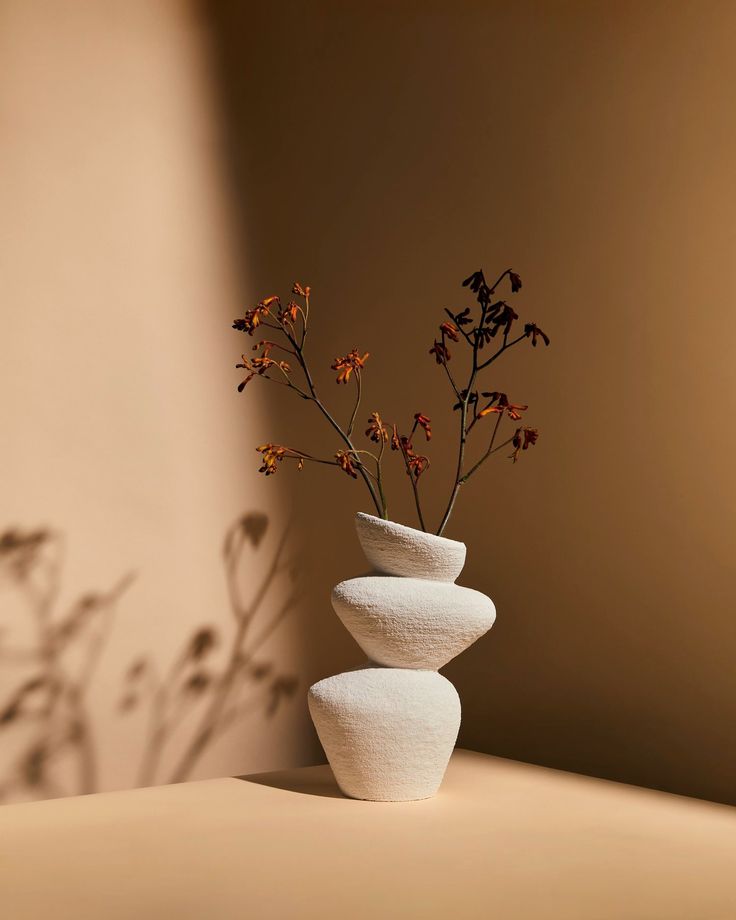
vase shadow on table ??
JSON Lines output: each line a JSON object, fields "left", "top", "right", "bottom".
{"left": 239, "top": 763, "right": 345, "bottom": 800}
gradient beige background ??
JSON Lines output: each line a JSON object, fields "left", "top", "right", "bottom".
{"left": 2, "top": 0, "right": 735, "bottom": 805}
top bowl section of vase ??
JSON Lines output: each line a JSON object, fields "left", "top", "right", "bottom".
{"left": 355, "top": 513, "right": 467, "bottom": 583}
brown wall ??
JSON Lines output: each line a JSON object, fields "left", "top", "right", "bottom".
{"left": 205, "top": 0, "right": 736, "bottom": 805}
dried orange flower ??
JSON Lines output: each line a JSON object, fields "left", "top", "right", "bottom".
{"left": 253, "top": 356, "right": 290, "bottom": 373}
{"left": 407, "top": 454, "right": 429, "bottom": 478}
{"left": 488, "top": 303, "right": 519, "bottom": 338}
{"left": 237, "top": 351, "right": 290, "bottom": 379}
{"left": 256, "top": 443, "right": 287, "bottom": 476}
{"left": 524, "top": 323, "right": 550, "bottom": 347}
{"left": 335, "top": 450, "right": 358, "bottom": 478}
{"left": 233, "top": 296, "right": 280, "bottom": 336}
{"left": 292, "top": 282, "right": 310, "bottom": 298}
{"left": 510, "top": 427, "right": 539, "bottom": 462}
{"left": 401, "top": 436, "right": 429, "bottom": 478}
{"left": 414, "top": 413, "right": 432, "bottom": 441}
{"left": 278, "top": 302, "right": 299, "bottom": 325}
{"left": 253, "top": 340, "right": 276, "bottom": 357}
{"left": 439, "top": 321, "right": 460, "bottom": 342}
{"left": 232, "top": 311, "right": 260, "bottom": 335}
{"left": 429, "top": 340, "right": 451, "bottom": 364}
{"left": 365, "top": 412, "right": 388, "bottom": 444}
{"left": 478, "top": 392, "right": 527, "bottom": 421}
{"left": 331, "top": 348, "right": 369, "bottom": 384}
{"left": 392, "top": 430, "right": 429, "bottom": 480}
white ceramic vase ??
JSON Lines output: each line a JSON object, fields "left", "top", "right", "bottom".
{"left": 308, "top": 513, "right": 495, "bottom": 801}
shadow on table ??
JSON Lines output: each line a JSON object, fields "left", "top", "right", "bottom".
{"left": 238, "top": 763, "right": 345, "bottom": 800}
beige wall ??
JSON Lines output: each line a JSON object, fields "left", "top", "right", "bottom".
{"left": 0, "top": 0, "right": 327, "bottom": 803}
{"left": 205, "top": 0, "right": 736, "bottom": 805}
{"left": 2, "top": 0, "right": 735, "bottom": 807}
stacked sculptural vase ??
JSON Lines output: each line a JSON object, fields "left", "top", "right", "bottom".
{"left": 308, "top": 512, "right": 496, "bottom": 801}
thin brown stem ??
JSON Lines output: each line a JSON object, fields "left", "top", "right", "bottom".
{"left": 441, "top": 358, "right": 461, "bottom": 399}
{"left": 436, "top": 397, "right": 469, "bottom": 536}
{"left": 375, "top": 437, "right": 388, "bottom": 519}
{"left": 268, "top": 377, "right": 310, "bottom": 400}
{"left": 398, "top": 439, "right": 427, "bottom": 531}
{"left": 444, "top": 308, "right": 474, "bottom": 347}
{"left": 436, "top": 306, "right": 485, "bottom": 535}
{"left": 278, "top": 448, "right": 340, "bottom": 469}
{"left": 346, "top": 369, "right": 362, "bottom": 438}
{"left": 461, "top": 412, "right": 505, "bottom": 482}
{"left": 488, "top": 268, "right": 512, "bottom": 294}
{"left": 477, "top": 333, "right": 526, "bottom": 371}
{"left": 466, "top": 411, "right": 480, "bottom": 434}
{"left": 301, "top": 293, "right": 310, "bottom": 342}
{"left": 262, "top": 341, "right": 296, "bottom": 357}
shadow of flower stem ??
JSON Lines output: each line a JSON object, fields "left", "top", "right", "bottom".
{"left": 133, "top": 514, "right": 298, "bottom": 787}
{"left": 0, "top": 528, "right": 134, "bottom": 799}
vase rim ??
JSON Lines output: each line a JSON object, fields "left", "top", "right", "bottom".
{"left": 354, "top": 511, "right": 466, "bottom": 550}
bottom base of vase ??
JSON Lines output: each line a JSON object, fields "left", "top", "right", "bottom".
{"left": 308, "top": 666, "right": 460, "bottom": 802}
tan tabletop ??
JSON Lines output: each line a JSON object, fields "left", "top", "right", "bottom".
{"left": 1, "top": 749, "right": 735, "bottom": 919}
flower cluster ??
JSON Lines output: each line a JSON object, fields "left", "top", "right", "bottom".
{"left": 391, "top": 419, "right": 430, "bottom": 479}
{"left": 524, "top": 323, "right": 550, "bottom": 347}
{"left": 256, "top": 443, "right": 288, "bottom": 476}
{"left": 335, "top": 450, "right": 358, "bottom": 478}
{"left": 510, "top": 427, "right": 539, "bottom": 462}
{"left": 397, "top": 439, "right": 429, "bottom": 479}
{"left": 477, "top": 392, "right": 527, "bottom": 420}
{"left": 236, "top": 341, "right": 292, "bottom": 392}
{"left": 232, "top": 296, "right": 281, "bottom": 336}
{"left": 436, "top": 270, "right": 549, "bottom": 360}
{"left": 331, "top": 349, "right": 369, "bottom": 384}
{"left": 365, "top": 412, "right": 388, "bottom": 444}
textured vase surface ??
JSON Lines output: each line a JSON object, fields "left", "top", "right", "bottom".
{"left": 308, "top": 513, "right": 495, "bottom": 801}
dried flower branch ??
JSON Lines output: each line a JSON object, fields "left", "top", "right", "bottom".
{"left": 433, "top": 268, "right": 549, "bottom": 535}
{"left": 231, "top": 268, "right": 549, "bottom": 534}
{"left": 232, "top": 286, "right": 384, "bottom": 516}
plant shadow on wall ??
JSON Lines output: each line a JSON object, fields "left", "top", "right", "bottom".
{"left": 126, "top": 512, "right": 299, "bottom": 786}
{"left": 0, "top": 528, "right": 133, "bottom": 801}
{"left": 0, "top": 514, "right": 298, "bottom": 802}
